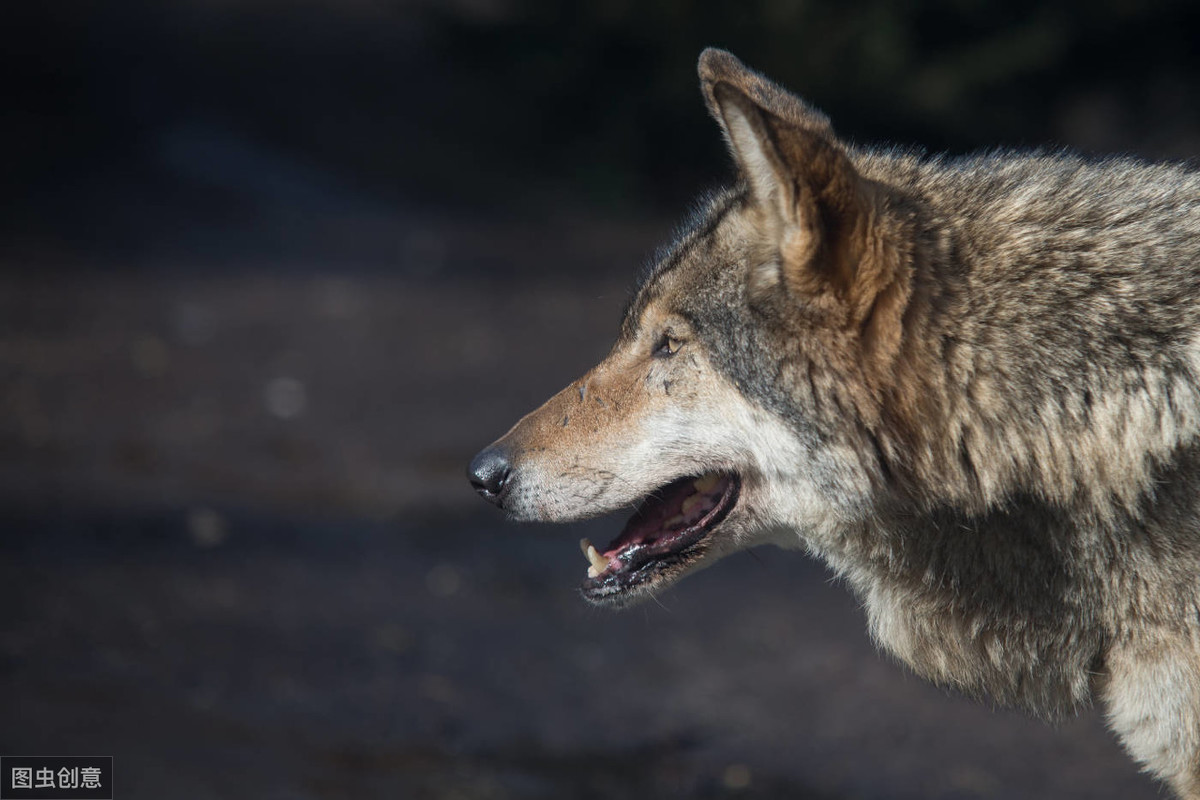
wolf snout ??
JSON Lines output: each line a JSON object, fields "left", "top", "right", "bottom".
{"left": 467, "top": 444, "right": 513, "bottom": 506}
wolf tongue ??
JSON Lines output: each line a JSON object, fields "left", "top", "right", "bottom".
{"left": 607, "top": 475, "right": 708, "bottom": 555}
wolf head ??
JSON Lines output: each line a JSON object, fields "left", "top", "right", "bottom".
{"left": 468, "top": 49, "right": 917, "bottom": 606}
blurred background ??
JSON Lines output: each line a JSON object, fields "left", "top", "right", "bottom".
{"left": 3, "top": 1, "right": 1199, "bottom": 798}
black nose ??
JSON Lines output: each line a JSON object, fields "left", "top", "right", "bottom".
{"left": 467, "top": 445, "right": 512, "bottom": 505}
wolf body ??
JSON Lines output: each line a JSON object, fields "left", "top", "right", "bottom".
{"left": 468, "top": 49, "right": 1200, "bottom": 797}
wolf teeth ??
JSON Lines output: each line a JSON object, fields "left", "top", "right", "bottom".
{"left": 681, "top": 494, "right": 705, "bottom": 515}
{"left": 587, "top": 544, "right": 608, "bottom": 573}
{"left": 580, "top": 538, "right": 609, "bottom": 575}
{"left": 693, "top": 474, "right": 720, "bottom": 493}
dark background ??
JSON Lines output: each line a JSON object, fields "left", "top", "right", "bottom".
{"left": 3, "top": 2, "right": 1198, "bottom": 798}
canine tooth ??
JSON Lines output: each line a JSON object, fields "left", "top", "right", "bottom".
{"left": 585, "top": 544, "right": 608, "bottom": 573}
{"left": 587, "top": 565, "right": 600, "bottom": 578}
{"left": 693, "top": 474, "right": 719, "bottom": 493}
{"left": 580, "top": 538, "right": 593, "bottom": 558}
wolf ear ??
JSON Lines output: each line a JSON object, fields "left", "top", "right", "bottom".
{"left": 698, "top": 49, "right": 884, "bottom": 317}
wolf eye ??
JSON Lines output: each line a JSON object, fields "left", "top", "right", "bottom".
{"left": 655, "top": 334, "right": 682, "bottom": 358}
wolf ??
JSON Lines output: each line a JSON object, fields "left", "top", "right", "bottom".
{"left": 467, "top": 48, "right": 1200, "bottom": 798}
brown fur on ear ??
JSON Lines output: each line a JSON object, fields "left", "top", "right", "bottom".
{"left": 698, "top": 48, "right": 912, "bottom": 380}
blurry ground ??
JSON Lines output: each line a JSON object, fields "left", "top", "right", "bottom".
{"left": 0, "top": 255, "right": 1161, "bottom": 799}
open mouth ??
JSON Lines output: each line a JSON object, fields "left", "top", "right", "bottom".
{"left": 579, "top": 472, "right": 740, "bottom": 603}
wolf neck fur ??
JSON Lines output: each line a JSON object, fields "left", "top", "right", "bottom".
{"left": 866, "top": 152, "right": 1200, "bottom": 526}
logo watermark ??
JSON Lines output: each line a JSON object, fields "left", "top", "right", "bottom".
{"left": 2, "top": 758, "right": 111, "bottom": 799}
